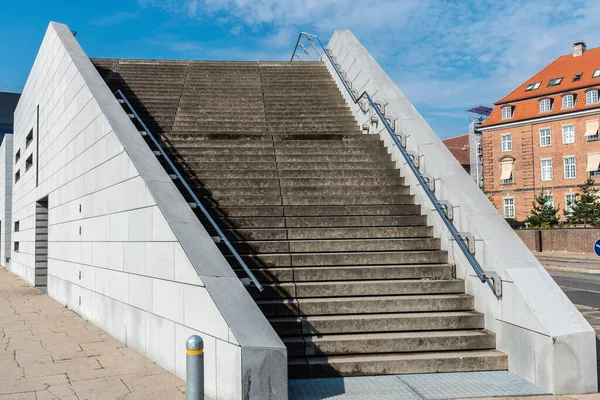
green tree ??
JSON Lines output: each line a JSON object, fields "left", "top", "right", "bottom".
{"left": 564, "top": 178, "right": 600, "bottom": 227}
{"left": 527, "top": 188, "right": 559, "bottom": 228}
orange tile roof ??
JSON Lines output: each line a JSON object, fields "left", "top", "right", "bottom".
{"left": 443, "top": 134, "right": 470, "bottom": 166}
{"left": 480, "top": 46, "right": 600, "bottom": 128}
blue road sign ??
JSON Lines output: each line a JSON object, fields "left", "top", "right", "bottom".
{"left": 595, "top": 239, "right": 600, "bottom": 257}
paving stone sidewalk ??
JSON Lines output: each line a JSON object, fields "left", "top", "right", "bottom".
{"left": 0, "top": 267, "right": 186, "bottom": 400}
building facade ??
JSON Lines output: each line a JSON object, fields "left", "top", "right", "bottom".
{"left": 442, "top": 133, "right": 470, "bottom": 173}
{"left": 479, "top": 42, "right": 600, "bottom": 221}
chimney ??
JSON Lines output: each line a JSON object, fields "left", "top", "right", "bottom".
{"left": 573, "top": 42, "right": 586, "bottom": 57}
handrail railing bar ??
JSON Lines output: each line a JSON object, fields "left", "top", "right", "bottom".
{"left": 292, "top": 33, "right": 497, "bottom": 297}
{"left": 114, "top": 89, "right": 264, "bottom": 292}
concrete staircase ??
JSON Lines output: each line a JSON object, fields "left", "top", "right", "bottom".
{"left": 92, "top": 59, "right": 507, "bottom": 378}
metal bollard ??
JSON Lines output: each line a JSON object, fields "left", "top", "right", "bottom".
{"left": 186, "top": 335, "right": 204, "bottom": 400}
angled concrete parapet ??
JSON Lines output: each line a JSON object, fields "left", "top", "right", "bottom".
{"left": 325, "top": 30, "right": 597, "bottom": 395}
{"left": 0, "top": 134, "right": 13, "bottom": 267}
{"left": 12, "top": 21, "right": 286, "bottom": 400}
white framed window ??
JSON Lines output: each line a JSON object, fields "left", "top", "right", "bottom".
{"left": 501, "top": 106, "right": 513, "bottom": 120}
{"left": 541, "top": 159, "right": 553, "bottom": 181}
{"left": 526, "top": 82, "right": 541, "bottom": 91}
{"left": 586, "top": 90, "right": 599, "bottom": 105}
{"left": 564, "top": 156, "right": 576, "bottom": 179}
{"left": 562, "top": 94, "right": 574, "bottom": 109}
{"left": 540, "top": 128, "right": 551, "bottom": 147}
{"left": 503, "top": 197, "right": 515, "bottom": 218}
{"left": 594, "top": 69, "right": 600, "bottom": 78}
{"left": 539, "top": 99, "right": 552, "bottom": 113}
{"left": 562, "top": 124, "right": 575, "bottom": 144}
{"left": 565, "top": 193, "right": 577, "bottom": 214}
{"left": 501, "top": 133, "right": 512, "bottom": 152}
{"left": 545, "top": 194, "right": 555, "bottom": 208}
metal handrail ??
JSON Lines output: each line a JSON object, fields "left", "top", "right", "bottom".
{"left": 292, "top": 33, "right": 499, "bottom": 297}
{"left": 114, "top": 89, "right": 264, "bottom": 292}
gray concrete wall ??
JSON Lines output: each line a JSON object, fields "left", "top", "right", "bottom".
{"left": 325, "top": 30, "right": 597, "bottom": 395}
{"left": 0, "top": 134, "right": 13, "bottom": 266}
{"left": 12, "top": 22, "right": 286, "bottom": 400}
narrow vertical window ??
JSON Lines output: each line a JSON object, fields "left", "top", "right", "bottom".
{"left": 564, "top": 156, "right": 576, "bottom": 179}
{"left": 541, "top": 159, "right": 553, "bottom": 181}
{"left": 501, "top": 134, "right": 512, "bottom": 152}
{"left": 586, "top": 90, "right": 599, "bottom": 105}
{"left": 540, "top": 128, "right": 552, "bottom": 147}
{"left": 562, "top": 124, "right": 575, "bottom": 144}
{"left": 503, "top": 198, "right": 515, "bottom": 218}
{"left": 501, "top": 106, "right": 512, "bottom": 120}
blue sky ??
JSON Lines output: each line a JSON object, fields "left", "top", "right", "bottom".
{"left": 1, "top": 0, "right": 599, "bottom": 138}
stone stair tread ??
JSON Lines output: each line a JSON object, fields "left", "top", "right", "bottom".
{"left": 287, "top": 350, "right": 508, "bottom": 378}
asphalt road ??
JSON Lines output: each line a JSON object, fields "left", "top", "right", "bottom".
{"left": 548, "top": 270, "right": 600, "bottom": 308}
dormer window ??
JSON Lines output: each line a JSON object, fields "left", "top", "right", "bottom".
{"left": 501, "top": 106, "right": 513, "bottom": 120}
{"left": 547, "top": 77, "right": 563, "bottom": 87}
{"left": 539, "top": 98, "right": 552, "bottom": 113}
{"left": 586, "top": 90, "right": 599, "bottom": 105}
{"left": 562, "top": 94, "right": 575, "bottom": 109}
{"left": 525, "top": 82, "right": 541, "bottom": 91}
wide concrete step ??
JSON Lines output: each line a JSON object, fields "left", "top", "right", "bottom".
{"left": 204, "top": 215, "right": 424, "bottom": 229}
{"left": 208, "top": 204, "right": 419, "bottom": 217}
{"left": 223, "top": 238, "right": 439, "bottom": 254}
{"left": 196, "top": 177, "right": 405, "bottom": 189}
{"left": 212, "top": 226, "right": 432, "bottom": 241}
{"left": 237, "top": 264, "right": 452, "bottom": 283}
{"left": 283, "top": 330, "right": 496, "bottom": 357}
{"left": 255, "top": 294, "right": 474, "bottom": 317}
{"left": 195, "top": 185, "right": 408, "bottom": 197}
{"left": 164, "top": 138, "right": 380, "bottom": 149}
{"left": 192, "top": 169, "right": 398, "bottom": 179}
{"left": 269, "top": 311, "right": 484, "bottom": 336}
{"left": 250, "top": 279, "right": 462, "bottom": 299}
{"left": 289, "top": 350, "right": 508, "bottom": 378}
{"left": 167, "top": 133, "right": 368, "bottom": 141}
{"left": 174, "top": 153, "right": 391, "bottom": 163}
{"left": 203, "top": 194, "right": 414, "bottom": 206}
{"left": 229, "top": 250, "right": 447, "bottom": 268}
{"left": 169, "top": 146, "right": 388, "bottom": 156}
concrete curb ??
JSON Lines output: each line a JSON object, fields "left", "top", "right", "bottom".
{"left": 543, "top": 264, "right": 600, "bottom": 275}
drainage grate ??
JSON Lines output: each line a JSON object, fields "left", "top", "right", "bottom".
{"left": 289, "top": 371, "right": 549, "bottom": 400}
{"left": 398, "top": 371, "right": 549, "bottom": 400}
{"left": 289, "top": 375, "right": 421, "bottom": 400}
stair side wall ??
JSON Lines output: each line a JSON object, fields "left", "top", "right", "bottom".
{"left": 11, "top": 21, "right": 286, "bottom": 400}
{"left": 325, "top": 30, "right": 597, "bottom": 395}
{"left": 0, "top": 134, "right": 13, "bottom": 267}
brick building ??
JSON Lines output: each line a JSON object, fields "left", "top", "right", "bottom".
{"left": 442, "top": 133, "right": 470, "bottom": 173}
{"left": 479, "top": 42, "right": 600, "bottom": 221}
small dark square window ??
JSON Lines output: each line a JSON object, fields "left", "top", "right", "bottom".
{"left": 14, "top": 221, "right": 19, "bottom": 232}
{"left": 25, "top": 155, "right": 33, "bottom": 171}
{"left": 13, "top": 242, "right": 19, "bottom": 252}
{"left": 15, "top": 149, "right": 20, "bottom": 163}
{"left": 573, "top": 73, "right": 583, "bottom": 82}
{"left": 14, "top": 170, "right": 20, "bottom": 183}
{"left": 26, "top": 130, "right": 33, "bottom": 148}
